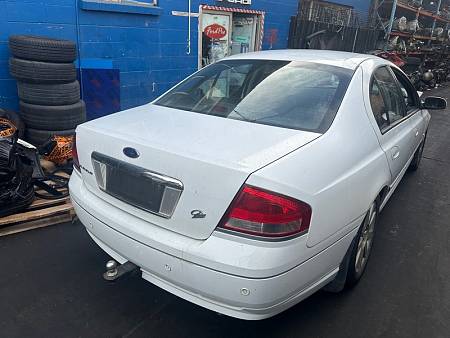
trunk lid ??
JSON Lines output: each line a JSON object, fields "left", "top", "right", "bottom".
{"left": 76, "top": 104, "right": 320, "bottom": 240}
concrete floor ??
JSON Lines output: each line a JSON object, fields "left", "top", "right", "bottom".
{"left": 1, "top": 88, "right": 449, "bottom": 338}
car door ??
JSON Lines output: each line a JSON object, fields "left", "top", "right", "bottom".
{"left": 390, "top": 67, "right": 427, "bottom": 153}
{"left": 367, "top": 66, "right": 413, "bottom": 183}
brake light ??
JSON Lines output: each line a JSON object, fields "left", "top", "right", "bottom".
{"left": 72, "top": 133, "right": 80, "bottom": 172}
{"left": 218, "top": 185, "right": 312, "bottom": 238}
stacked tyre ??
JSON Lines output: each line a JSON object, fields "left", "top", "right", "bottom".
{"left": 8, "top": 35, "right": 86, "bottom": 147}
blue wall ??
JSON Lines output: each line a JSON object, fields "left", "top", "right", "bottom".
{"left": 0, "top": 0, "right": 298, "bottom": 118}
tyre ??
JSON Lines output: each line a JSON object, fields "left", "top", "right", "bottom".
{"left": 25, "top": 128, "right": 75, "bottom": 147}
{"left": 9, "top": 57, "right": 76, "bottom": 84}
{"left": 409, "top": 134, "right": 427, "bottom": 171}
{"left": 19, "top": 100, "right": 86, "bottom": 130}
{"left": 345, "top": 200, "right": 378, "bottom": 287}
{"left": 17, "top": 81, "right": 80, "bottom": 106}
{"left": 9, "top": 35, "right": 76, "bottom": 63}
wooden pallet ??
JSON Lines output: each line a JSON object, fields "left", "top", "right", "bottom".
{"left": 0, "top": 188, "right": 75, "bottom": 237}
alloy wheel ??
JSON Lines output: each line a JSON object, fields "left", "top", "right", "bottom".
{"left": 355, "top": 202, "right": 377, "bottom": 276}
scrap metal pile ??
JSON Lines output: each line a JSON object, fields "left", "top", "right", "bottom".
{"left": 372, "top": 50, "right": 450, "bottom": 91}
{"left": 0, "top": 110, "right": 40, "bottom": 217}
{"left": 372, "top": 0, "right": 450, "bottom": 90}
{"left": 0, "top": 109, "right": 74, "bottom": 217}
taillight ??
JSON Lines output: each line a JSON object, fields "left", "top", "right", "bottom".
{"left": 218, "top": 185, "right": 312, "bottom": 239}
{"left": 72, "top": 133, "right": 80, "bottom": 172}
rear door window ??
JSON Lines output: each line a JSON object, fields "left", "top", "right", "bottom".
{"left": 391, "top": 68, "right": 419, "bottom": 114}
{"left": 155, "top": 60, "right": 353, "bottom": 133}
{"left": 369, "top": 66, "right": 406, "bottom": 132}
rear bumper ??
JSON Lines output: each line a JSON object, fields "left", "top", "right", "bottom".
{"left": 70, "top": 172, "right": 357, "bottom": 320}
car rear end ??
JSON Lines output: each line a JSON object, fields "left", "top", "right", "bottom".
{"left": 69, "top": 56, "right": 359, "bottom": 319}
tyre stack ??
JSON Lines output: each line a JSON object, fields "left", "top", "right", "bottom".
{"left": 8, "top": 35, "right": 86, "bottom": 147}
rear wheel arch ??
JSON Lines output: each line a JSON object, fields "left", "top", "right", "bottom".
{"left": 376, "top": 185, "right": 390, "bottom": 210}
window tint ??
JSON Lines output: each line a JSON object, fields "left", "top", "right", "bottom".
{"left": 155, "top": 60, "right": 353, "bottom": 133}
{"left": 392, "top": 69, "right": 418, "bottom": 113}
{"left": 370, "top": 67, "right": 406, "bottom": 132}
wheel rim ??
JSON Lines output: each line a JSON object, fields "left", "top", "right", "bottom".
{"left": 355, "top": 202, "right": 377, "bottom": 276}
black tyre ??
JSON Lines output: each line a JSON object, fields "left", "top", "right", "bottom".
{"left": 409, "top": 134, "right": 427, "bottom": 171}
{"left": 345, "top": 200, "right": 378, "bottom": 287}
{"left": 19, "top": 100, "right": 86, "bottom": 130}
{"left": 9, "top": 35, "right": 76, "bottom": 63}
{"left": 25, "top": 128, "right": 75, "bottom": 147}
{"left": 9, "top": 57, "right": 76, "bottom": 84}
{"left": 17, "top": 81, "right": 80, "bottom": 106}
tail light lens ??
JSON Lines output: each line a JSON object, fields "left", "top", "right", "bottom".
{"left": 72, "top": 133, "right": 80, "bottom": 172}
{"left": 218, "top": 185, "right": 312, "bottom": 239}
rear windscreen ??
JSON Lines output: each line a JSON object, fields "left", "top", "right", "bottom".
{"left": 155, "top": 60, "right": 353, "bottom": 133}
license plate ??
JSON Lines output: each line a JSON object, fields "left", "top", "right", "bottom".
{"left": 91, "top": 152, "right": 183, "bottom": 218}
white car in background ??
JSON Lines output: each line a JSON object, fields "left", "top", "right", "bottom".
{"left": 69, "top": 50, "right": 446, "bottom": 320}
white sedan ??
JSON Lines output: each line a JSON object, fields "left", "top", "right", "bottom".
{"left": 69, "top": 50, "right": 446, "bottom": 320}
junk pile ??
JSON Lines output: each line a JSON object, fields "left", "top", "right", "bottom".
{"left": 372, "top": 51, "right": 450, "bottom": 91}
{"left": 0, "top": 108, "right": 73, "bottom": 218}
{"left": 0, "top": 109, "right": 43, "bottom": 217}
{"left": 0, "top": 35, "right": 83, "bottom": 218}
{"left": 8, "top": 35, "right": 85, "bottom": 152}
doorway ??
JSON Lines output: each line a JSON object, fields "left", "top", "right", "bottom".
{"left": 199, "top": 6, "right": 264, "bottom": 68}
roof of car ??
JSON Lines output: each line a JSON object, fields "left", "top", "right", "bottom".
{"left": 225, "top": 49, "right": 380, "bottom": 70}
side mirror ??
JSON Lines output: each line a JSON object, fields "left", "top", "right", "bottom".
{"left": 421, "top": 96, "right": 447, "bottom": 110}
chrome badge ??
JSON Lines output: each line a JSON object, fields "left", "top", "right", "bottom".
{"left": 191, "top": 210, "right": 206, "bottom": 219}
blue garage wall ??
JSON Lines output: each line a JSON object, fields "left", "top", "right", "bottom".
{"left": 0, "top": 0, "right": 298, "bottom": 118}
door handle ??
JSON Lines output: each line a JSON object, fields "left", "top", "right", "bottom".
{"left": 415, "top": 130, "right": 419, "bottom": 137}
{"left": 392, "top": 148, "right": 400, "bottom": 159}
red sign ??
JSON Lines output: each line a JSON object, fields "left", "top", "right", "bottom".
{"left": 204, "top": 24, "right": 227, "bottom": 39}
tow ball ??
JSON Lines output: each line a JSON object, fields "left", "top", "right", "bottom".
{"left": 103, "top": 260, "right": 138, "bottom": 281}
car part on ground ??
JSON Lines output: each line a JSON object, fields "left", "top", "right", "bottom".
{"left": 0, "top": 121, "right": 36, "bottom": 217}
{"left": 34, "top": 167, "right": 72, "bottom": 200}
{"left": 9, "top": 57, "right": 77, "bottom": 84}
{"left": 41, "top": 135, "right": 75, "bottom": 165}
{"left": 19, "top": 100, "right": 86, "bottom": 131}
{"left": 17, "top": 81, "right": 81, "bottom": 106}
{"left": 0, "top": 116, "right": 17, "bottom": 139}
{"left": 0, "top": 109, "right": 24, "bottom": 139}
{"left": 25, "top": 128, "right": 75, "bottom": 148}
{"left": 9, "top": 35, "right": 76, "bottom": 63}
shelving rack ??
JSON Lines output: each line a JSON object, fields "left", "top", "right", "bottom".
{"left": 374, "top": 0, "right": 450, "bottom": 53}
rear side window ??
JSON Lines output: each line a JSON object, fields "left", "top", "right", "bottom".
{"left": 369, "top": 67, "right": 406, "bottom": 132}
{"left": 391, "top": 68, "right": 419, "bottom": 114}
{"left": 155, "top": 60, "right": 353, "bottom": 133}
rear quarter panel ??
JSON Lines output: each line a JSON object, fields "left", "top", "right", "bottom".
{"left": 248, "top": 67, "right": 392, "bottom": 248}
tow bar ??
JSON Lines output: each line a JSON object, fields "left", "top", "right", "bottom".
{"left": 103, "top": 260, "right": 138, "bottom": 281}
